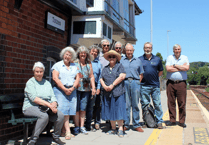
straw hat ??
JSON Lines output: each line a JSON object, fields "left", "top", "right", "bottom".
{"left": 103, "top": 50, "right": 121, "bottom": 61}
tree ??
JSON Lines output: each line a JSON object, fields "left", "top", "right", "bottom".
{"left": 198, "top": 66, "right": 209, "bottom": 85}
{"left": 156, "top": 52, "right": 166, "bottom": 78}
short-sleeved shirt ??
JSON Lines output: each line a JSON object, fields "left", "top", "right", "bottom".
{"left": 51, "top": 60, "right": 79, "bottom": 87}
{"left": 139, "top": 54, "right": 164, "bottom": 88}
{"left": 23, "top": 77, "right": 57, "bottom": 111}
{"left": 92, "top": 57, "right": 102, "bottom": 90}
{"left": 120, "top": 55, "right": 144, "bottom": 80}
{"left": 101, "top": 63, "right": 126, "bottom": 97}
{"left": 99, "top": 52, "right": 109, "bottom": 69}
{"left": 75, "top": 62, "right": 91, "bottom": 91}
{"left": 166, "top": 54, "right": 189, "bottom": 81}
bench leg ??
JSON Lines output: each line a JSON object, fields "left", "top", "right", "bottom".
{"left": 23, "top": 123, "right": 28, "bottom": 145}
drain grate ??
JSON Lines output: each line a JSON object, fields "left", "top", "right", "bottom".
{"left": 194, "top": 127, "right": 209, "bottom": 144}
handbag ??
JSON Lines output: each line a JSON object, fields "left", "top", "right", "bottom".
{"left": 39, "top": 105, "right": 56, "bottom": 115}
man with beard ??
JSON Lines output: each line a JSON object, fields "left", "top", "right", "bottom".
{"left": 139, "top": 42, "right": 164, "bottom": 129}
{"left": 165, "top": 44, "right": 189, "bottom": 128}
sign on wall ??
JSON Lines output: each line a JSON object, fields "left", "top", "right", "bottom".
{"left": 46, "top": 11, "right": 65, "bottom": 35}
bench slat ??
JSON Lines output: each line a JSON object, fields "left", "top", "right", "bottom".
{"left": 2, "top": 103, "right": 22, "bottom": 110}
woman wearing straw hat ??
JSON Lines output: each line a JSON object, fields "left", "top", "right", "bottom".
{"left": 100, "top": 50, "right": 127, "bottom": 138}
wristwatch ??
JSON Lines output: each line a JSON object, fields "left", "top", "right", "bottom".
{"left": 173, "top": 64, "right": 175, "bottom": 67}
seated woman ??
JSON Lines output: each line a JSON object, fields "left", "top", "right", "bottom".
{"left": 23, "top": 62, "right": 65, "bottom": 145}
{"left": 100, "top": 50, "right": 127, "bottom": 138}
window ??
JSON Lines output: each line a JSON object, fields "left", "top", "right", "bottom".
{"left": 112, "top": 0, "right": 120, "bottom": 24}
{"left": 45, "top": 57, "right": 56, "bottom": 86}
{"left": 108, "top": 26, "right": 111, "bottom": 39}
{"left": 70, "top": 0, "right": 77, "bottom": 4}
{"left": 105, "top": 0, "right": 111, "bottom": 14}
{"left": 103, "top": 23, "right": 107, "bottom": 36}
{"left": 73, "top": 21, "right": 96, "bottom": 34}
{"left": 123, "top": 0, "right": 129, "bottom": 32}
{"left": 86, "top": 0, "right": 94, "bottom": 7}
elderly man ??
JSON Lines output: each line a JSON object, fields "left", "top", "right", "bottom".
{"left": 139, "top": 42, "right": 164, "bottom": 129}
{"left": 120, "top": 43, "right": 144, "bottom": 132}
{"left": 165, "top": 44, "right": 189, "bottom": 128}
{"left": 114, "top": 41, "right": 123, "bottom": 56}
{"left": 99, "top": 39, "right": 110, "bottom": 68}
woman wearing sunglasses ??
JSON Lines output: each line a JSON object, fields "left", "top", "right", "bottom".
{"left": 100, "top": 50, "right": 127, "bottom": 138}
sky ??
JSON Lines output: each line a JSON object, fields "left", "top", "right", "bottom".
{"left": 133, "top": 0, "right": 209, "bottom": 63}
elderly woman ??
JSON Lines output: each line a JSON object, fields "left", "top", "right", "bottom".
{"left": 85, "top": 45, "right": 102, "bottom": 131}
{"left": 100, "top": 50, "right": 127, "bottom": 138}
{"left": 23, "top": 62, "right": 65, "bottom": 145}
{"left": 74, "top": 46, "right": 96, "bottom": 135}
{"left": 51, "top": 47, "right": 80, "bottom": 140}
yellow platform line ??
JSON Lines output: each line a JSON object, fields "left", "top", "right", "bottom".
{"left": 144, "top": 110, "right": 169, "bottom": 145}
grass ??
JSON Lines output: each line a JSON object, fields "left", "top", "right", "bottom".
{"left": 205, "top": 87, "right": 209, "bottom": 92}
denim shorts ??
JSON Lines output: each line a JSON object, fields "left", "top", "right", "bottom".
{"left": 76, "top": 91, "right": 91, "bottom": 111}
{"left": 53, "top": 86, "right": 77, "bottom": 115}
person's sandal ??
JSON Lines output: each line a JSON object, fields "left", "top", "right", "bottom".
{"left": 65, "top": 132, "right": 75, "bottom": 140}
{"left": 106, "top": 129, "right": 117, "bottom": 135}
{"left": 118, "top": 130, "right": 124, "bottom": 138}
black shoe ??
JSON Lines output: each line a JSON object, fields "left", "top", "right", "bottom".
{"left": 86, "top": 126, "right": 96, "bottom": 132}
{"left": 179, "top": 123, "right": 186, "bottom": 128}
{"left": 27, "top": 137, "right": 38, "bottom": 145}
{"left": 53, "top": 137, "right": 66, "bottom": 145}
{"left": 166, "top": 121, "right": 176, "bottom": 126}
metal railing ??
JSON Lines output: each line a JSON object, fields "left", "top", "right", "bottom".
{"left": 104, "top": 0, "right": 136, "bottom": 37}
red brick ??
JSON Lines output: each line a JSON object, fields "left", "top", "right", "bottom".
{"left": 0, "top": 10, "right": 7, "bottom": 17}
{"left": 1, "top": 5, "right": 9, "bottom": 13}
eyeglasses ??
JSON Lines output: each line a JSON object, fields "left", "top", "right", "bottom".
{"left": 108, "top": 55, "right": 116, "bottom": 59}
{"left": 103, "top": 45, "right": 110, "bottom": 47}
{"left": 144, "top": 47, "right": 152, "bottom": 49}
{"left": 115, "top": 47, "right": 121, "bottom": 50}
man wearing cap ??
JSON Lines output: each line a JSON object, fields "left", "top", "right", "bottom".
{"left": 139, "top": 42, "right": 164, "bottom": 129}
{"left": 120, "top": 43, "right": 144, "bottom": 132}
{"left": 165, "top": 44, "right": 189, "bottom": 128}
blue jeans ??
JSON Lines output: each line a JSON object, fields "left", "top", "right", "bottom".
{"left": 140, "top": 86, "right": 163, "bottom": 123}
{"left": 86, "top": 93, "right": 101, "bottom": 128}
{"left": 76, "top": 91, "right": 91, "bottom": 111}
{"left": 124, "top": 80, "right": 141, "bottom": 129}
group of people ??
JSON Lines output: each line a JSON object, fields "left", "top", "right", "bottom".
{"left": 22, "top": 39, "right": 189, "bottom": 145}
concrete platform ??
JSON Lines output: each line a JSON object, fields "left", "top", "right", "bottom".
{"left": 8, "top": 90, "right": 209, "bottom": 145}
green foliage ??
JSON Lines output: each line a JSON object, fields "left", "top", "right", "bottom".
{"left": 205, "top": 87, "right": 209, "bottom": 92}
{"left": 156, "top": 52, "right": 166, "bottom": 78}
{"left": 188, "top": 62, "right": 209, "bottom": 85}
{"left": 190, "top": 61, "right": 208, "bottom": 69}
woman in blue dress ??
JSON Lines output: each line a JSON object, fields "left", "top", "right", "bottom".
{"left": 51, "top": 47, "right": 80, "bottom": 140}
{"left": 74, "top": 46, "right": 96, "bottom": 135}
{"left": 100, "top": 50, "right": 127, "bottom": 138}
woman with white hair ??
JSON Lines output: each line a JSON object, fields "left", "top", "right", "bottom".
{"left": 23, "top": 62, "right": 65, "bottom": 145}
{"left": 74, "top": 45, "right": 96, "bottom": 135}
{"left": 51, "top": 47, "right": 80, "bottom": 140}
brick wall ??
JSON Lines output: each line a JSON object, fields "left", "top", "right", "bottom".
{"left": 0, "top": 0, "right": 69, "bottom": 143}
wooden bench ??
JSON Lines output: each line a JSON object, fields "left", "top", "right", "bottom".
{"left": 0, "top": 93, "right": 37, "bottom": 145}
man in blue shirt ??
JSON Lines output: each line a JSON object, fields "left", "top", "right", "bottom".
{"left": 121, "top": 43, "right": 144, "bottom": 132}
{"left": 166, "top": 44, "right": 189, "bottom": 128}
{"left": 139, "top": 42, "right": 164, "bottom": 129}
{"left": 99, "top": 39, "right": 110, "bottom": 69}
